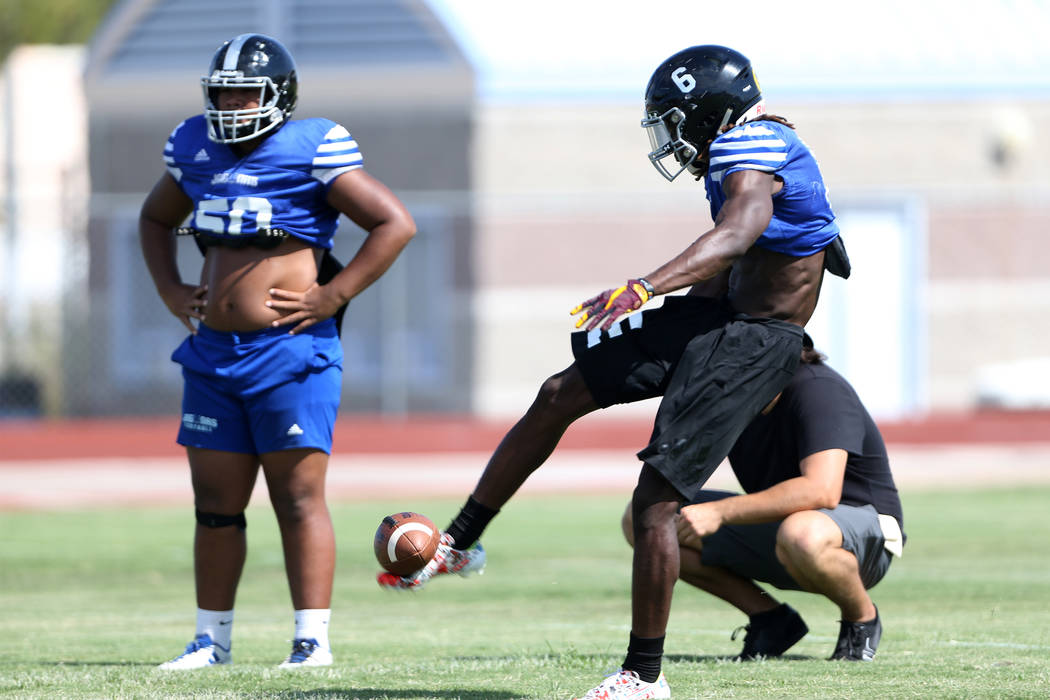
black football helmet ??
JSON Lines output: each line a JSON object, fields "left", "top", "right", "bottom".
{"left": 202, "top": 34, "right": 298, "bottom": 144}
{"left": 641, "top": 45, "right": 763, "bottom": 181}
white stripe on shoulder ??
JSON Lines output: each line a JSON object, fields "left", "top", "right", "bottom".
{"left": 313, "top": 152, "right": 363, "bottom": 167}
{"left": 165, "top": 120, "right": 187, "bottom": 148}
{"left": 721, "top": 123, "right": 776, "bottom": 139}
{"left": 710, "top": 138, "right": 787, "bottom": 152}
{"left": 316, "top": 139, "right": 359, "bottom": 153}
{"left": 324, "top": 124, "right": 352, "bottom": 141}
{"left": 709, "top": 152, "right": 787, "bottom": 167}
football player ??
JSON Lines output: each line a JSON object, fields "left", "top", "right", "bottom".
{"left": 379, "top": 44, "right": 853, "bottom": 698}
{"left": 621, "top": 340, "right": 903, "bottom": 664}
{"left": 141, "top": 34, "right": 415, "bottom": 669}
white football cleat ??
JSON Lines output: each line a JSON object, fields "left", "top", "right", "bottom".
{"left": 278, "top": 638, "right": 333, "bottom": 668}
{"left": 376, "top": 532, "right": 485, "bottom": 591}
{"left": 157, "top": 633, "right": 231, "bottom": 670}
{"left": 573, "top": 669, "right": 671, "bottom": 699}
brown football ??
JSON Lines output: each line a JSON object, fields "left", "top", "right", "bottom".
{"left": 374, "top": 511, "right": 440, "bottom": 576}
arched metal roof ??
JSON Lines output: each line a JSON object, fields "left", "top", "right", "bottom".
{"left": 85, "top": 0, "right": 470, "bottom": 84}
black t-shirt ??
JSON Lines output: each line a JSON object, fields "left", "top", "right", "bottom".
{"left": 726, "top": 361, "right": 904, "bottom": 528}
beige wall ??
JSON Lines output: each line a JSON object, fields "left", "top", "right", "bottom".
{"left": 468, "top": 99, "right": 1050, "bottom": 416}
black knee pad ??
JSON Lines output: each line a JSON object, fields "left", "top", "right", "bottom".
{"left": 195, "top": 508, "right": 247, "bottom": 530}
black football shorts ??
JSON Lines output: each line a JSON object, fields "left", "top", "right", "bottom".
{"left": 571, "top": 295, "right": 803, "bottom": 498}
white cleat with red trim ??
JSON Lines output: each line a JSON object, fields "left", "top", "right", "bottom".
{"left": 376, "top": 532, "right": 485, "bottom": 591}
{"left": 573, "top": 669, "right": 671, "bottom": 700}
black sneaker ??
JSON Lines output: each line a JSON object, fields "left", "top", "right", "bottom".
{"left": 829, "top": 607, "right": 881, "bottom": 661}
{"left": 732, "top": 603, "right": 809, "bottom": 660}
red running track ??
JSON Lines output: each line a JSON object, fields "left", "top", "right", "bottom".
{"left": 1, "top": 410, "right": 1049, "bottom": 462}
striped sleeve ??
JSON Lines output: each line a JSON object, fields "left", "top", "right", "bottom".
{"left": 707, "top": 123, "right": 788, "bottom": 184}
{"left": 311, "top": 123, "right": 364, "bottom": 184}
{"left": 163, "top": 120, "right": 187, "bottom": 182}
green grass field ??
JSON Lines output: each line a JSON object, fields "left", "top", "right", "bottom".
{"left": 1, "top": 487, "right": 1049, "bottom": 699}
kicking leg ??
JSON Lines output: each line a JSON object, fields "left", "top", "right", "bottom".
{"left": 386, "top": 365, "right": 599, "bottom": 590}
{"left": 471, "top": 363, "right": 599, "bottom": 509}
{"left": 444, "top": 363, "right": 598, "bottom": 551}
{"left": 384, "top": 365, "right": 600, "bottom": 591}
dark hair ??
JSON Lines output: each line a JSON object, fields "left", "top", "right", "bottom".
{"left": 801, "top": 346, "right": 826, "bottom": 365}
{"left": 721, "top": 113, "right": 796, "bottom": 135}
{"left": 749, "top": 114, "right": 795, "bottom": 129}
{"left": 801, "top": 333, "right": 826, "bottom": 364}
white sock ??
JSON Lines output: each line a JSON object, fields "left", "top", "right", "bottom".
{"left": 293, "top": 609, "right": 330, "bottom": 649}
{"left": 196, "top": 608, "right": 233, "bottom": 650}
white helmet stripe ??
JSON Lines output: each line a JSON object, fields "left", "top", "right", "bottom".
{"left": 222, "top": 34, "right": 252, "bottom": 71}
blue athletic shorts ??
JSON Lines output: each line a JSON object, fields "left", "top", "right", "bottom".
{"left": 172, "top": 319, "right": 343, "bottom": 455}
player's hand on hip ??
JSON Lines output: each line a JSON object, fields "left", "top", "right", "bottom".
{"left": 161, "top": 283, "right": 207, "bottom": 334}
{"left": 676, "top": 503, "right": 723, "bottom": 550}
{"left": 570, "top": 278, "right": 653, "bottom": 332}
{"left": 266, "top": 282, "right": 343, "bottom": 334}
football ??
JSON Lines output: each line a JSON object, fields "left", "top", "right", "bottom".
{"left": 374, "top": 511, "right": 440, "bottom": 576}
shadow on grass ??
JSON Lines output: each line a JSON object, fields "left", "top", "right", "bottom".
{"left": 41, "top": 661, "right": 159, "bottom": 667}
{"left": 664, "top": 653, "right": 816, "bottom": 663}
{"left": 269, "top": 691, "right": 519, "bottom": 699}
{"left": 447, "top": 652, "right": 817, "bottom": 666}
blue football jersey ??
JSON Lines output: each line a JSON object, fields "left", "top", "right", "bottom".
{"left": 163, "top": 115, "right": 363, "bottom": 249}
{"left": 705, "top": 120, "right": 839, "bottom": 257}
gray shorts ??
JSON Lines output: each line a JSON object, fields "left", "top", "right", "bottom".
{"left": 692, "top": 490, "right": 895, "bottom": 591}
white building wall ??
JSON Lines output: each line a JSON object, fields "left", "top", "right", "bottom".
{"left": 0, "top": 46, "right": 89, "bottom": 415}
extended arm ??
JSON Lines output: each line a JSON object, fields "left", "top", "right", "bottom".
{"left": 139, "top": 173, "right": 204, "bottom": 333}
{"left": 645, "top": 169, "right": 776, "bottom": 294}
{"left": 571, "top": 169, "right": 776, "bottom": 330}
{"left": 676, "top": 448, "right": 847, "bottom": 550}
{"left": 268, "top": 169, "right": 416, "bottom": 333}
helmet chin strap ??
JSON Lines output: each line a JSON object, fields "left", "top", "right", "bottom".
{"left": 717, "top": 107, "right": 735, "bottom": 132}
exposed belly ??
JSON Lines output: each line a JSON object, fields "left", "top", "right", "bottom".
{"left": 200, "top": 239, "right": 322, "bottom": 332}
{"left": 726, "top": 247, "right": 825, "bottom": 326}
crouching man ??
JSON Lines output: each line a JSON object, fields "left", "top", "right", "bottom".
{"left": 622, "top": 339, "right": 904, "bottom": 661}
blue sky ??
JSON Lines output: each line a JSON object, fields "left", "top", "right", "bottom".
{"left": 425, "top": 0, "right": 1050, "bottom": 101}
